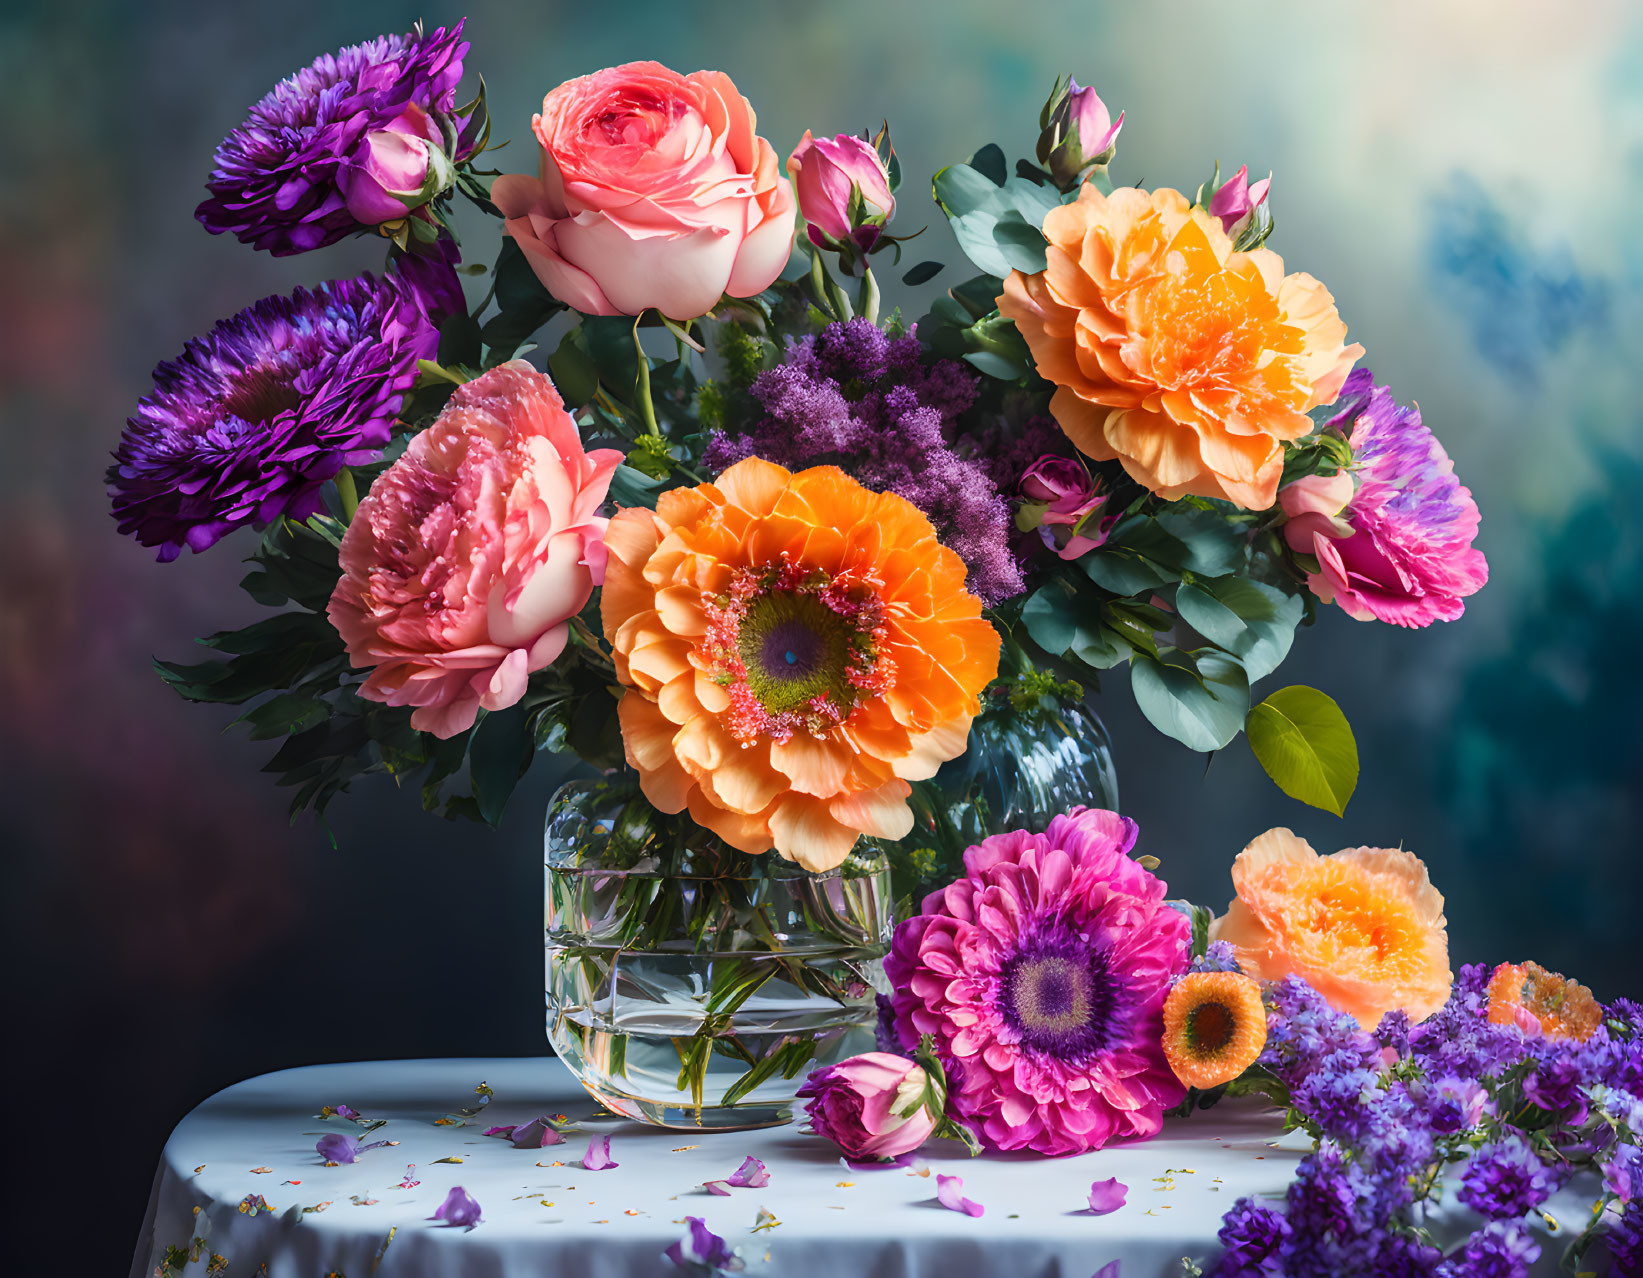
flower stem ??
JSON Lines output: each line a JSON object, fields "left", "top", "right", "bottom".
{"left": 632, "top": 319, "right": 661, "bottom": 437}
{"left": 335, "top": 467, "right": 360, "bottom": 522}
{"left": 858, "top": 267, "right": 881, "bottom": 326}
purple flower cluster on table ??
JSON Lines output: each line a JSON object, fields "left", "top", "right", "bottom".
{"left": 1207, "top": 963, "right": 1643, "bottom": 1277}
{"left": 703, "top": 318, "right": 1027, "bottom": 605}
{"left": 108, "top": 263, "right": 457, "bottom": 560}
{"left": 197, "top": 22, "right": 473, "bottom": 254}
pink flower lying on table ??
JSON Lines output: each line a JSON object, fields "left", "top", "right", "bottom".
{"left": 583, "top": 1134, "right": 619, "bottom": 1170}
{"left": 797, "top": 1052, "right": 941, "bottom": 1161}
{"left": 1088, "top": 1177, "right": 1128, "bottom": 1214}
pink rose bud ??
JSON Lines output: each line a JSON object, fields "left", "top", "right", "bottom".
{"left": 1038, "top": 76, "right": 1124, "bottom": 191}
{"left": 788, "top": 130, "right": 896, "bottom": 262}
{"left": 1020, "top": 455, "right": 1114, "bottom": 559}
{"left": 797, "top": 1052, "right": 940, "bottom": 1161}
{"left": 1278, "top": 470, "right": 1355, "bottom": 553}
{"left": 1208, "top": 164, "right": 1272, "bottom": 237}
{"left": 341, "top": 105, "right": 455, "bottom": 225}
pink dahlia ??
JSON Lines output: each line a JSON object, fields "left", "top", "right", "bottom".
{"left": 328, "top": 361, "right": 621, "bottom": 738}
{"left": 884, "top": 808, "right": 1190, "bottom": 1155}
{"left": 1280, "top": 369, "right": 1488, "bottom": 628}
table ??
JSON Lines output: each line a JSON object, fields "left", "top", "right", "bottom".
{"left": 128, "top": 1058, "right": 1576, "bottom": 1278}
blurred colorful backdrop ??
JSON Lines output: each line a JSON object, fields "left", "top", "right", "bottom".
{"left": 5, "top": 0, "right": 1640, "bottom": 1268}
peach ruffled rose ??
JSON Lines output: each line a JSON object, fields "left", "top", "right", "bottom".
{"left": 1210, "top": 828, "right": 1452, "bottom": 1026}
{"left": 601, "top": 458, "right": 1000, "bottom": 872}
{"left": 998, "top": 185, "right": 1363, "bottom": 511}
{"left": 491, "top": 61, "right": 796, "bottom": 321}
{"left": 328, "top": 361, "right": 621, "bottom": 738}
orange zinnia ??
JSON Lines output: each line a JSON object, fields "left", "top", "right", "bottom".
{"left": 1162, "top": 971, "right": 1268, "bottom": 1090}
{"left": 998, "top": 185, "right": 1363, "bottom": 511}
{"left": 600, "top": 458, "right": 1000, "bottom": 872}
{"left": 1210, "top": 828, "right": 1452, "bottom": 1027}
{"left": 1486, "top": 961, "right": 1602, "bottom": 1042}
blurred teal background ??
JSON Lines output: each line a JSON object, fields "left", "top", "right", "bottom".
{"left": 3, "top": 0, "right": 1640, "bottom": 1268}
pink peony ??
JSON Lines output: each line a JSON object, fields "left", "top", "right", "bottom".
{"left": 1281, "top": 369, "right": 1488, "bottom": 628}
{"left": 328, "top": 361, "right": 621, "bottom": 738}
{"left": 885, "top": 808, "right": 1190, "bottom": 1156}
{"left": 1019, "top": 455, "right": 1115, "bottom": 560}
{"left": 490, "top": 61, "right": 796, "bottom": 321}
{"left": 797, "top": 1052, "right": 939, "bottom": 1162}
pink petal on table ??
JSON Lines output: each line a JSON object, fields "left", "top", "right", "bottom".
{"left": 509, "top": 1117, "right": 566, "bottom": 1148}
{"left": 1092, "top": 1263, "right": 1121, "bottom": 1278}
{"left": 1087, "top": 1176, "right": 1128, "bottom": 1215}
{"left": 935, "top": 1173, "right": 984, "bottom": 1217}
{"left": 482, "top": 1125, "right": 513, "bottom": 1139}
{"left": 428, "top": 1185, "right": 481, "bottom": 1229}
{"left": 703, "top": 1180, "right": 733, "bottom": 1196}
{"left": 726, "top": 1156, "right": 769, "bottom": 1188}
{"left": 583, "top": 1134, "right": 619, "bottom": 1171}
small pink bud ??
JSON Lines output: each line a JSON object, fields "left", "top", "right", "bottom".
{"left": 787, "top": 131, "right": 895, "bottom": 253}
{"left": 1208, "top": 164, "right": 1272, "bottom": 236}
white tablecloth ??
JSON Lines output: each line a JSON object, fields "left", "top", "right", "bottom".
{"left": 127, "top": 1057, "right": 1573, "bottom": 1278}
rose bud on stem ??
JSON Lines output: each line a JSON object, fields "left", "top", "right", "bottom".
{"left": 1194, "top": 161, "right": 1274, "bottom": 251}
{"left": 789, "top": 123, "right": 907, "bottom": 322}
{"left": 1035, "top": 75, "right": 1124, "bottom": 193}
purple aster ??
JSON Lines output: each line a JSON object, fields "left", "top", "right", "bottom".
{"left": 704, "top": 319, "right": 1025, "bottom": 605}
{"left": 197, "top": 22, "right": 471, "bottom": 255}
{"left": 1285, "top": 1142, "right": 1363, "bottom": 1246}
{"left": 1294, "top": 367, "right": 1488, "bottom": 628}
{"left": 109, "top": 266, "right": 453, "bottom": 560}
{"left": 1292, "top": 1048, "right": 1381, "bottom": 1144}
{"left": 1211, "top": 1197, "right": 1290, "bottom": 1277}
{"left": 1437, "top": 1222, "right": 1540, "bottom": 1278}
{"left": 1260, "top": 976, "right": 1381, "bottom": 1093}
{"left": 1376, "top": 1010, "right": 1414, "bottom": 1057}
{"left": 1425, "top": 1075, "right": 1489, "bottom": 1134}
{"left": 1457, "top": 1137, "right": 1558, "bottom": 1220}
{"left": 1187, "top": 940, "right": 1243, "bottom": 976}
{"left": 1521, "top": 1051, "right": 1589, "bottom": 1123}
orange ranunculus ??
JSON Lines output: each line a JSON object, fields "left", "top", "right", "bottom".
{"left": 1209, "top": 828, "right": 1452, "bottom": 1026}
{"left": 601, "top": 458, "right": 1000, "bottom": 872}
{"left": 997, "top": 185, "right": 1363, "bottom": 511}
{"left": 1486, "top": 961, "right": 1602, "bottom": 1042}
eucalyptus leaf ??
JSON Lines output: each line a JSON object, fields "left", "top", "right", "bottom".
{"left": 1130, "top": 650, "right": 1250, "bottom": 752}
{"left": 902, "top": 260, "right": 944, "bottom": 286}
{"left": 1245, "top": 685, "right": 1359, "bottom": 816}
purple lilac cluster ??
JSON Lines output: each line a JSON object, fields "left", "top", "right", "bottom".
{"left": 703, "top": 319, "right": 1028, "bottom": 605}
{"left": 196, "top": 22, "right": 471, "bottom": 254}
{"left": 1209, "top": 967, "right": 1643, "bottom": 1278}
{"left": 108, "top": 261, "right": 457, "bottom": 560}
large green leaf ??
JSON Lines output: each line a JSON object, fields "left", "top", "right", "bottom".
{"left": 468, "top": 703, "right": 536, "bottom": 827}
{"left": 1130, "top": 650, "right": 1250, "bottom": 752}
{"left": 932, "top": 162, "right": 1059, "bottom": 278}
{"left": 1245, "top": 685, "right": 1359, "bottom": 816}
{"left": 1175, "top": 576, "right": 1303, "bottom": 682}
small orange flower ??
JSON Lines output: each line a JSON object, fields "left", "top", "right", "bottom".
{"left": 1210, "top": 828, "right": 1452, "bottom": 1027}
{"left": 998, "top": 185, "right": 1362, "bottom": 511}
{"left": 1162, "top": 971, "right": 1268, "bottom": 1090}
{"left": 1486, "top": 961, "right": 1602, "bottom": 1042}
{"left": 601, "top": 458, "right": 1000, "bottom": 871}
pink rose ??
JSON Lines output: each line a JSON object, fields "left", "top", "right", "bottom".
{"left": 490, "top": 61, "right": 797, "bottom": 321}
{"left": 328, "top": 361, "right": 622, "bottom": 738}
{"left": 796, "top": 1053, "right": 940, "bottom": 1161}
{"left": 788, "top": 131, "right": 895, "bottom": 256}
{"left": 1038, "top": 77, "right": 1124, "bottom": 190}
{"left": 1208, "top": 164, "right": 1272, "bottom": 237}
{"left": 1278, "top": 470, "right": 1356, "bottom": 551}
{"left": 1020, "top": 455, "right": 1115, "bottom": 559}
{"left": 340, "top": 104, "right": 454, "bottom": 226}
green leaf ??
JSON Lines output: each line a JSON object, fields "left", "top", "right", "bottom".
{"left": 437, "top": 309, "right": 483, "bottom": 370}
{"left": 1153, "top": 506, "right": 1247, "bottom": 576}
{"left": 579, "top": 315, "right": 640, "bottom": 398}
{"left": 468, "top": 703, "right": 535, "bottom": 827}
{"left": 607, "top": 463, "right": 666, "bottom": 510}
{"left": 493, "top": 236, "right": 555, "bottom": 313}
{"left": 933, "top": 165, "right": 1060, "bottom": 278}
{"left": 1175, "top": 576, "right": 1303, "bottom": 681}
{"left": 1083, "top": 549, "right": 1177, "bottom": 597}
{"left": 547, "top": 336, "right": 601, "bottom": 409}
{"left": 968, "top": 143, "right": 1008, "bottom": 186}
{"left": 1245, "top": 685, "right": 1359, "bottom": 816}
{"left": 1130, "top": 650, "right": 1250, "bottom": 752}
{"left": 1020, "top": 578, "right": 1125, "bottom": 668}
{"left": 234, "top": 693, "right": 331, "bottom": 740}
{"left": 989, "top": 209, "right": 1050, "bottom": 273}
{"left": 902, "top": 260, "right": 944, "bottom": 286}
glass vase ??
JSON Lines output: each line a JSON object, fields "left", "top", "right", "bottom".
{"left": 544, "top": 771, "right": 892, "bottom": 1130}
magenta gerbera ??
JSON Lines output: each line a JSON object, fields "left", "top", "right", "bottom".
{"left": 884, "top": 808, "right": 1190, "bottom": 1155}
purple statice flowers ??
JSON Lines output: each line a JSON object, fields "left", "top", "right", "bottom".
{"left": 1458, "top": 1136, "right": 1559, "bottom": 1219}
{"left": 108, "top": 265, "right": 455, "bottom": 560}
{"left": 197, "top": 22, "right": 471, "bottom": 254}
{"left": 704, "top": 318, "right": 1026, "bottom": 605}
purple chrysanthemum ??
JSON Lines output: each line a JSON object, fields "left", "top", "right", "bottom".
{"left": 196, "top": 22, "right": 470, "bottom": 255}
{"left": 704, "top": 319, "right": 1026, "bottom": 605}
{"left": 1212, "top": 1197, "right": 1290, "bottom": 1277}
{"left": 109, "top": 267, "right": 453, "bottom": 560}
{"left": 1458, "top": 1136, "right": 1558, "bottom": 1220}
{"left": 1285, "top": 368, "right": 1488, "bottom": 627}
{"left": 1437, "top": 1221, "right": 1540, "bottom": 1278}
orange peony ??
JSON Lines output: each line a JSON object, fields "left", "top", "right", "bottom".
{"left": 998, "top": 185, "right": 1363, "bottom": 511}
{"left": 1209, "top": 828, "right": 1452, "bottom": 1026}
{"left": 601, "top": 458, "right": 1000, "bottom": 872}
{"left": 1486, "top": 961, "right": 1602, "bottom": 1042}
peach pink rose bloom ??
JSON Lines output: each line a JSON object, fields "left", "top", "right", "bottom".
{"left": 328, "top": 361, "right": 621, "bottom": 738}
{"left": 491, "top": 61, "right": 796, "bottom": 320}
{"left": 1210, "top": 828, "right": 1453, "bottom": 1027}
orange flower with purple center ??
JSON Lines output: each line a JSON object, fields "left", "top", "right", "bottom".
{"left": 1485, "top": 961, "right": 1602, "bottom": 1042}
{"left": 601, "top": 458, "right": 1000, "bottom": 871}
{"left": 997, "top": 185, "right": 1362, "bottom": 511}
{"left": 1210, "top": 828, "right": 1452, "bottom": 1027}
{"left": 1162, "top": 971, "right": 1267, "bottom": 1090}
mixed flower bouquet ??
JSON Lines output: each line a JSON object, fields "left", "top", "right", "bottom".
{"left": 107, "top": 17, "right": 1592, "bottom": 1277}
